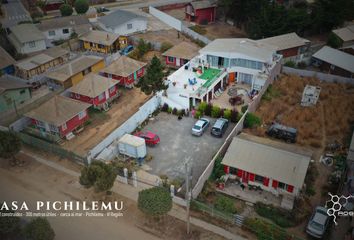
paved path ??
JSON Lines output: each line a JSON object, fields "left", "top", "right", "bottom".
{"left": 23, "top": 150, "right": 247, "bottom": 240}
{"left": 1, "top": 0, "right": 32, "bottom": 28}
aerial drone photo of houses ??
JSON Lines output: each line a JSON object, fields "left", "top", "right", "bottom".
{"left": 0, "top": 0, "right": 354, "bottom": 240}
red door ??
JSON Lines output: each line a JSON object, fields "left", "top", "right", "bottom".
{"left": 242, "top": 171, "right": 249, "bottom": 183}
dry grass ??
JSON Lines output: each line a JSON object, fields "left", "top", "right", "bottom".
{"left": 247, "top": 74, "right": 354, "bottom": 148}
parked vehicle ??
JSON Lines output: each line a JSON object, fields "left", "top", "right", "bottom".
{"left": 306, "top": 206, "right": 330, "bottom": 238}
{"left": 134, "top": 131, "right": 160, "bottom": 146}
{"left": 120, "top": 45, "right": 133, "bottom": 55}
{"left": 192, "top": 118, "right": 210, "bottom": 136}
{"left": 118, "top": 134, "right": 146, "bottom": 158}
{"left": 211, "top": 118, "right": 229, "bottom": 137}
{"left": 266, "top": 122, "right": 297, "bottom": 143}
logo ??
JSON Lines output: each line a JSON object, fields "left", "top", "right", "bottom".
{"left": 325, "top": 193, "right": 353, "bottom": 225}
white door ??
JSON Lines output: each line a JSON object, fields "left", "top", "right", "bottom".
{"left": 176, "top": 58, "right": 180, "bottom": 67}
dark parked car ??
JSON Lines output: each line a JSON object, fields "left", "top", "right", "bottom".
{"left": 306, "top": 206, "right": 330, "bottom": 238}
{"left": 211, "top": 118, "right": 229, "bottom": 137}
{"left": 266, "top": 122, "right": 297, "bottom": 143}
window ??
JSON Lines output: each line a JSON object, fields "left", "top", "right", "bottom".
{"left": 109, "top": 86, "right": 115, "bottom": 94}
{"left": 127, "top": 23, "right": 132, "bottom": 30}
{"left": 48, "top": 30, "right": 55, "bottom": 36}
{"left": 28, "top": 41, "right": 36, "bottom": 48}
{"left": 20, "top": 89, "right": 26, "bottom": 94}
{"left": 98, "top": 93, "right": 105, "bottom": 101}
{"left": 62, "top": 123, "right": 67, "bottom": 131}
{"left": 49, "top": 124, "right": 58, "bottom": 132}
{"left": 255, "top": 175, "right": 264, "bottom": 183}
{"left": 36, "top": 120, "right": 45, "bottom": 128}
{"left": 62, "top": 28, "right": 69, "bottom": 34}
{"left": 167, "top": 56, "right": 174, "bottom": 63}
{"left": 278, "top": 182, "right": 286, "bottom": 190}
{"left": 78, "top": 111, "right": 86, "bottom": 120}
{"left": 229, "top": 167, "right": 238, "bottom": 175}
{"left": 230, "top": 58, "right": 263, "bottom": 70}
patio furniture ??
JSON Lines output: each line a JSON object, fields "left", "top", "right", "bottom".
{"left": 229, "top": 96, "right": 244, "bottom": 106}
{"left": 227, "top": 87, "right": 238, "bottom": 97}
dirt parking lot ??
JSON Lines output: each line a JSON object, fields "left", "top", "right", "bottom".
{"left": 141, "top": 112, "right": 235, "bottom": 187}
{"left": 61, "top": 88, "right": 151, "bottom": 157}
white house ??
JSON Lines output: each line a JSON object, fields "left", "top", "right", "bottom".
{"left": 163, "top": 38, "right": 282, "bottom": 110}
{"left": 97, "top": 9, "right": 147, "bottom": 35}
{"left": 37, "top": 15, "right": 91, "bottom": 46}
{"left": 8, "top": 24, "right": 46, "bottom": 54}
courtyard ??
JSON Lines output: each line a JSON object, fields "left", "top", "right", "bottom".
{"left": 139, "top": 112, "right": 235, "bottom": 187}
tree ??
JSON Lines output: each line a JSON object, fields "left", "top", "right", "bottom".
{"left": 327, "top": 32, "right": 342, "bottom": 48}
{"left": 25, "top": 218, "right": 55, "bottom": 240}
{"left": 137, "top": 187, "right": 172, "bottom": 217}
{"left": 74, "top": 0, "right": 89, "bottom": 14}
{"left": 0, "top": 209, "right": 20, "bottom": 239}
{"left": 136, "top": 56, "right": 167, "bottom": 95}
{"left": 79, "top": 160, "right": 116, "bottom": 192}
{"left": 0, "top": 131, "right": 21, "bottom": 162}
{"left": 60, "top": 4, "right": 73, "bottom": 16}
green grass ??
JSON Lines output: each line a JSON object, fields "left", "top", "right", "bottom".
{"left": 262, "top": 84, "right": 281, "bottom": 101}
{"left": 198, "top": 68, "right": 222, "bottom": 88}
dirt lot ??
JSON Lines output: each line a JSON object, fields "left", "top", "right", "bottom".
{"left": 61, "top": 88, "right": 151, "bottom": 157}
{"left": 246, "top": 74, "right": 354, "bottom": 149}
{"left": 202, "top": 22, "right": 248, "bottom": 40}
{"left": 134, "top": 29, "right": 197, "bottom": 46}
{"left": 140, "top": 112, "right": 235, "bottom": 187}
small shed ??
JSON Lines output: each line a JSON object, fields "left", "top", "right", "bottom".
{"left": 301, "top": 85, "right": 321, "bottom": 107}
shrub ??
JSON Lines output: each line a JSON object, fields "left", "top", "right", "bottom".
{"left": 284, "top": 61, "right": 296, "bottom": 68}
{"left": 195, "top": 110, "right": 202, "bottom": 119}
{"left": 138, "top": 187, "right": 172, "bottom": 217}
{"left": 137, "top": 38, "right": 151, "bottom": 58}
{"left": 128, "top": 49, "right": 140, "bottom": 60}
{"left": 297, "top": 61, "right": 307, "bottom": 69}
{"left": 262, "top": 84, "right": 281, "bottom": 101}
{"left": 189, "top": 25, "right": 207, "bottom": 35}
{"left": 161, "top": 103, "right": 169, "bottom": 112}
{"left": 241, "top": 105, "right": 248, "bottom": 113}
{"left": 74, "top": 0, "right": 89, "bottom": 14}
{"left": 254, "top": 202, "right": 296, "bottom": 228}
{"left": 210, "top": 157, "right": 224, "bottom": 180}
{"left": 60, "top": 4, "right": 73, "bottom": 16}
{"left": 160, "top": 42, "right": 173, "bottom": 52}
{"left": 243, "top": 218, "right": 289, "bottom": 240}
{"left": 230, "top": 109, "right": 238, "bottom": 123}
{"left": 204, "top": 103, "right": 212, "bottom": 116}
{"left": 223, "top": 109, "right": 232, "bottom": 120}
{"left": 305, "top": 186, "right": 316, "bottom": 196}
{"left": 181, "top": 109, "right": 186, "bottom": 116}
{"left": 167, "top": 107, "right": 172, "bottom": 114}
{"left": 244, "top": 113, "right": 261, "bottom": 128}
{"left": 25, "top": 218, "right": 55, "bottom": 240}
{"left": 172, "top": 107, "right": 178, "bottom": 115}
{"left": 198, "top": 102, "right": 207, "bottom": 113}
{"left": 214, "top": 195, "right": 236, "bottom": 214}
{"left": 327, "top": 32, "right": 342, "bottom": 49}
{"left": 211, "top": 105, "right": 221, "bottom": 118}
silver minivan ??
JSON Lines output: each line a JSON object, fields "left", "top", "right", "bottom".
{"left": 211, "top": 118, "right": 229, "bottom": 137}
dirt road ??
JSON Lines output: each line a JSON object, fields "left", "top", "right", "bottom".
{"left": 0, "top": 159, "right": 160, "bottom": 240}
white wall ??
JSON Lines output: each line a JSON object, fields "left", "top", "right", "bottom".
{"left": 149, "top": 6, "right": 182, "bottom": 31}
{"left": 99, "top": 18, "right": 147, "bottom": 35}
{"left": 87, "top": 95, "right": 160, "bottom": 162}
{"left": 43, "top": 27, "right": 73, "bottom": 41}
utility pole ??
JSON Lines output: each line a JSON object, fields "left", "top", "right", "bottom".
{"left": 185, "top": 163, "right": 191, "bottom": 235}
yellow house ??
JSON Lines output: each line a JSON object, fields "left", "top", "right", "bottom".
{"left": 45, "top": 55, "right": 105, "bottom": 89}
{"left": 79, "top": 30, "right": 127, "bottom": 54}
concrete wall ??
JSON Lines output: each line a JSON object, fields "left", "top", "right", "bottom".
{"left": 15, "top": 39, "right": 46, "bottom": 54}
{"left": 282, "top": 66, "right": 354, "bottom": 85}
{"left": 149, "top": 6, "right": 210, "bottom": 44}
{"left": 43, "top": 27, "right": 73, "bottom": 41}
{"left": 149, "top": 6, "right": 182, "bottom": 31}
{"left": 88, "top": 95, "right": 160, "bottom": 162}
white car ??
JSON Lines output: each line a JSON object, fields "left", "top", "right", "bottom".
{"left": 191, "top": 118, "right": 210, "bottom": 136}
{"left": 306, "top": 206, "right": 330, "bottom": 238}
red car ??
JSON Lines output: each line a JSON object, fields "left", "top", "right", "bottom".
{"left": 134, "top": 131, "right": 160, "bottom": 145}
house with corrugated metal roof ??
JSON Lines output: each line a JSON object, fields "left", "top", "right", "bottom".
{"left": 221, "top": 133, "right": 312, "bottom": 209}
{"left": 8, "top": 24, "right": 46, "bottom": 54}
{"left": 97, "top": 9, "right": 147, "bottom": 35}
{"left": 0, "top": 75, "right": 31, "bottom": 112}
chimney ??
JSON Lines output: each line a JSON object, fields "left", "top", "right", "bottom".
{"left": 106, "top": 34, "right": 110, "bottom": 41}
